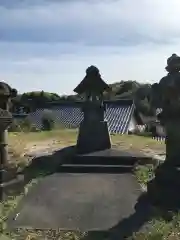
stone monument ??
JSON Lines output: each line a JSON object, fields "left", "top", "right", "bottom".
{"left": 0, "top": 82, "right": 18, "bottom": 200}
{"left": 147, "top": 53, "right": 180, "bottom": 209}
{"left": 74, "top": 66, "right": 111, "bottom": 154}
{"left": 61, "top": 65, "right": 149, "bottom": 168}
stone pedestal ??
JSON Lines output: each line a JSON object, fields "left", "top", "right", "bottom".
{"left": 76, "top": 103, "right": 111, "bottom": 154}
{"left": 76, "top": 120, "right": 111, "bottom": 154}
{"left": 147, "top": 120, "right": 180, "bottom": 209}
{"left": 147, "top": 164, "right": 180, "bottom": 209}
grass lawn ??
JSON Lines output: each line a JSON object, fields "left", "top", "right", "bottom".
{"left": 8, "top": 129, "right": 78, "bottom": 157}
{"left": 8, "top": 129, "right": 165, "bottom": 158}
{"left": 2, "top": 129, "right": 178, "bottom": 240}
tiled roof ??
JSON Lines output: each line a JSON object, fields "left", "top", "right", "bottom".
{"left": 27, "top": 103, "right": 134, "bottom": 134}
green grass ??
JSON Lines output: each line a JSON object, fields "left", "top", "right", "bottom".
{"left": 8, "top": 128, "right": 78, "bottom": 152}
{"left": 131, "top": 214, "right": 180, "bottom": 240}
{"left": 135, "top": 164, "right": 155, "bottom": 185}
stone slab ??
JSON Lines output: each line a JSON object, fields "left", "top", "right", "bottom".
{"left": 76, "top": 148, "right": 146, "bottom": 158}
{"left": 61, "top": 146, "right": 152, "bottom": 160}
{"left": 7, "top": 172, "right": 142, "bottom": 231}
{"left": 65, "top": 148, "right": 152, "bottom": 167}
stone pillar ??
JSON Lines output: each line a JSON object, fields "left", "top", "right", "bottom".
{"left": 0, "top": 130, "right": 8, "bottom": 199}
{"left": 0, "top": 82, "right": 17, "bottom": 200}
{"left": 0, "top": 112, "right": 13, "bottom": 200}
{"left": 0, "top": 129, "right": 9, "bottom": 166}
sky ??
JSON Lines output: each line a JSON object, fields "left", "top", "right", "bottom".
{"left": 1, "top": 0, "right": 180, "bottom": 95}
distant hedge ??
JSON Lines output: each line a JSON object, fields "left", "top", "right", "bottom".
{"left": 11, "top": 80, "right": 155, "bottom": 117}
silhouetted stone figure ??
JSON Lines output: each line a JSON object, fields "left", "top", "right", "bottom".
{"left": 0, "top": 82, "right": 17, "bottom": 200}
{"left": 147, "top": 53, "right": 180, "bottom": 209}
{"left": 74, "top": 66, "right": 111, "bottom": 154}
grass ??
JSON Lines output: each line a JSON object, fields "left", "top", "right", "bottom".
{"left": 8, "top": 129, "right": 165, "bottom": 158}
{"left": 0, "top": 179, "right": 40, "bottom": 239}
{"left": 1, "top": 129, "right": 172, "bottom": 240}
{"left": 111, "top": 134, "right": 165, "bottom": 153}
{"left": 135, "top": 164, "right": 155, "bottom": 185}
{"left": 7, "top": 129, "right": 78, "bottom": 170}
{"left": 8, "top": 128, "right": 78, "bottom": 156}
{"left": 131, "top": 214, "right": 180, "bottom": 240}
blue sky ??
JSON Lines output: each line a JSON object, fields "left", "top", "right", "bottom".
{"left": 1, "top": 0, "right": 180, "bottom": 95}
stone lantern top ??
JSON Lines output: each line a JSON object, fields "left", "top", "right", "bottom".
{"left": 165, "top": 53, "right": 180, "bottom": 72}
{"left": 150, "top": 53, "right": 180, "bottom": 123}
{"left": 0, "top": 82, "right": 17, "bottom": 97}
{"left": 73, "top": 65, "right": 110, "bottom": 96}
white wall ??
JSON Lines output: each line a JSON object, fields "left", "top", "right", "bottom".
{"left": 128, "top": 115, "right": 137, "bottom": 132}
{"left": 156, "top": 124, "right": 166, "bottom": 137}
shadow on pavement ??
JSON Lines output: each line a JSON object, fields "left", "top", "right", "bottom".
{"left": 81, "top": 193, "right": 154, "bottom": 240}
{"left": 22, "top": 146, "right": 76, "bottom": 183}
{"left": 4, "top": 146, "right": 75, "bottom": 197}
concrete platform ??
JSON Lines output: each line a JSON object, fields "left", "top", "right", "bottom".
{"left": 7, "top": 172, "right": 142, "bottom": 231}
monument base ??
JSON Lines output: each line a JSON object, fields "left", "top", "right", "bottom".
{"left": 76, "top": 120, "right": 111, "bottom": 154}
{"left": 58, "top": 146, "right": 153, "bottom": 174}
{"left": 147, "top": 162, "right": 180, "bottom": 209}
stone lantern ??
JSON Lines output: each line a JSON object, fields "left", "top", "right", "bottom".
{"left": 74, "top": 66, "right": 111, "bottom": 154}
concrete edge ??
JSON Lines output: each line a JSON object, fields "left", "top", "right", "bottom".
{"left": 138, "top": 154, "right": 165, "bottom": 193}
{"left": 138, "top": 154, "right": 165, "bottom": 166}
{"left": 140, "top": 183, "right": 147, "bottom": 192}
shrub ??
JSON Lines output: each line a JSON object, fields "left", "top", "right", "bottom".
{"left": 18, "top": 118, "right": 33, "bottom": 132}
{"left": 8, "top": 118, "right": 37, "bottom": 132}
{"left": 8, "top": 119, "right": 21, "bottom": 132}
{"left": 41, "top": 110, "right": 55, "bottom": 131}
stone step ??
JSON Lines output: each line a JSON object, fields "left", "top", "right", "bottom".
{"left": 67, "top": 155, "right": 138, "bottom": 166}
{"left": 59, "top": 164, "right": 133, "bottom": 173}
{"left": 62, "top": 148, "right": 151, "bottom": 167}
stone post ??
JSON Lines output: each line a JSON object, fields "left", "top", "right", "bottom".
{"left": 0, "top": 82, "right": 17, "bottom": 200}
{"left": 0, "top": 130, "right": 9, "bottom": 200}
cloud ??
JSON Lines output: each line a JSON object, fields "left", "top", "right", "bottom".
{"left": 0, "top": 0, "right": 180, "bottom": 94}
{"left": 1, "top": 0, "right": 180, "bottom": 44}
